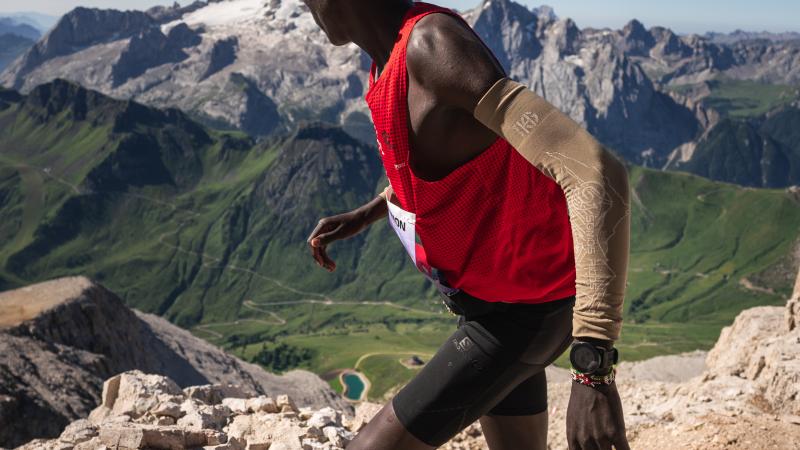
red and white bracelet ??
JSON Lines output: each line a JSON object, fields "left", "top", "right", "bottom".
{"left": 570, "top": 366, "right": 616, "bottom": 387}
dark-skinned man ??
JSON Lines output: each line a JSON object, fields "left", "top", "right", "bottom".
{"left": 303, "top": 1, "right": 631, "bottom": 449}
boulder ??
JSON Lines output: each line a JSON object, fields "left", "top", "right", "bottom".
{"left": 177, "top": 400, "right": 230, "bottom": 431}
{"left": 98, "top": 423, "right": 211, "bottom": 449}
{"left": 90, "top": 371, "right": 183, "bottom": 423}
{"left": 185, "top": 384, "right": 249, "bottom": 406}
{"left": 245, "top": 396, "right": 278, "bottom": 414}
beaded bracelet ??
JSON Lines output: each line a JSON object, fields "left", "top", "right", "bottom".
{"left": 570, "top": 366, "right": 616, "bottom": 387}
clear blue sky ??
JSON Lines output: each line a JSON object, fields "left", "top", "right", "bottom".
{"left": 1, "top": 0, "right": 798, "bottom": 34}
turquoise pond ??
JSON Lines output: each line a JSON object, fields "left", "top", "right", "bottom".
{"left": 342, "top": 373, "right": 366, "bottom": 400}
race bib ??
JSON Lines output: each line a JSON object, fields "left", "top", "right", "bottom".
{"left": 386, "top": 198, "right": 459, "bottom": 296}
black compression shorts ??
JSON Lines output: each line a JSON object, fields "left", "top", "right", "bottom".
{"left": 391, "top": 289, "right": 576, "bottom": 447}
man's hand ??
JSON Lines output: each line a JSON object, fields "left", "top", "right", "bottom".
{"left": 307, "top": 210, "right": 370, "bottom": 272}
{"left": 567, "top": 381, "right": 630, "bottom": 450}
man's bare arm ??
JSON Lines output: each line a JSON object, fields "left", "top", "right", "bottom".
{"left": 407, "top": 14, "right": 631, "bottom": 344}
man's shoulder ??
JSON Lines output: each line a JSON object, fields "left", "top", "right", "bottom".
{"left": 405, "top": 12, "right": 503, "bottom": 108}
{"left": 406, "top": 13, "right": 480, "bottom": 79}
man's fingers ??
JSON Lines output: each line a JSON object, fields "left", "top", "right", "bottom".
{"left": 318, "top": 246, "right": 336, "bottom": 272}
{"left": 310, "top": 244, "right": 324, "bottom": 268}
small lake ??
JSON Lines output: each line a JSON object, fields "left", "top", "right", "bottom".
{"left": 342, "top": 372, "right": 366, "bottom": 401}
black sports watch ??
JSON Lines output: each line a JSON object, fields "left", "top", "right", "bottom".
{"left": 569, "top": 341, "right": 619, "bottom": 374}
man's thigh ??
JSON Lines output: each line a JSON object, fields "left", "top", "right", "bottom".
{"left": 354, "top": 297, "right": 574, "bottom": 448}
{"left": 391, "top": 320, "right": 535, "bottom": 446}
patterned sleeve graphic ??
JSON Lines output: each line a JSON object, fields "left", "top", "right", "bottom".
{"left": 476, "top": 78, "right": 632, "bottom": 341}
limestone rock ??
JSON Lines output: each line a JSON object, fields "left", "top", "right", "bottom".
{"left": 307, "top": 407, "right": 340, "bottom": 429}
{"left": 221, "top": 398, "right": 249, "bottom": 415}
{"left": 277, "top": 395, "right": 298, "bottom": 413}
{"left": 245, "top": 396, "right": 278, "bottom": 414}
{"left": 186, "top": 384, "right": 249, "bottom": 406}
{"left": 98, "top": 423, "right": 211, "bottom": 448}
{"left": 177, "top": 400, "right": 230, "bottom": 431}
{"left": 90, "top": 371, "right": 183, "bottom": 423}
{"left": 0, "top": 277, "right": 350, "bottom": 447}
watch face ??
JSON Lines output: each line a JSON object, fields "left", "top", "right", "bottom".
{"left": 570, "top": 343, "right": 600, "bottom": 372}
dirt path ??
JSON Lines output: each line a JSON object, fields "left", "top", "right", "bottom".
{"left": 246, "top": 298, "right": 439, "bottom": 317}
{"left": 354, "top": 351, "right": 434, "bottom": 370}
{"left": 193, "top": 318, "right": 284, "bottom": 339}
{"left": 738, "top": 277, "right": 777, "bottom": 295}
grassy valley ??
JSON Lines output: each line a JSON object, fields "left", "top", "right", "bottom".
{"left": 1, "top": 80, "right": 798, "bottom": 400}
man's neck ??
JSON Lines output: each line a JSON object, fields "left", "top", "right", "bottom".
{"left": 350, "top": 1, "right": 413, "bottom": 70}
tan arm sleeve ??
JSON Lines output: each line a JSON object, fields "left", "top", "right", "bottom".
{"left": 474, "top": 78, "right": 631, "bottom": 342}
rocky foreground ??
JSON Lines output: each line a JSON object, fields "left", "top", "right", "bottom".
{"left": 0, "top": 277, "right": 348, "bottom": 448}
{"left": 15, "top": 270, "right": 800, "bottom": 450}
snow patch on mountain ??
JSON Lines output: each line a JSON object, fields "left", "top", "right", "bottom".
{"left": 163, "top": 0, "right": 263, "bottom": 31}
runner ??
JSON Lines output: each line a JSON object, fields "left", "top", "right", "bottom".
{"left": 304, "top": 1, "right": 631, "bottom": 449}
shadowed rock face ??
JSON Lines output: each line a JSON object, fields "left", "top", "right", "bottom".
{"left": 5, "top": 8, "right": 156, "bottom": 86}
{"left": 202, "top": 37, "right": 238, "bottom": 81}
{"left": 0, "top": 277, "right": 349, "bottom": 448}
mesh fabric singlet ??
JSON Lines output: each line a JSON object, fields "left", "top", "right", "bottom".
{"left": 365, "top": 2, "right": 576, "bottom": 304}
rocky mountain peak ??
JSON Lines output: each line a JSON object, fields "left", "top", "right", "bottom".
{"left": 622, "top": 18, "right": 655, "bottom": 56}
{"left": 547, "top": 17, "right": 581, "bottom": 56}
{"left": 649, "top": 25, "right": 693, "bottom": 59}
{"left": 468, "top": 0, "right": 542, "bottom": 70}
{"left": 256, "top": 122, "right": 382, "bottom": 230}
{"left": 7, "top": 7, "right": 157, "bottom": 86}
{"left": 531, "top": 4, "right": 557, "bottom": 22}
{"left": 145, "top": 1, "right": 208, "bottom": 24}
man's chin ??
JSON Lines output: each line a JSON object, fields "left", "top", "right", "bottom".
{"left": 327, "top": 35, "right": 351, "bottom": 46}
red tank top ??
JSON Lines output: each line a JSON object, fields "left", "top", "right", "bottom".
{"left": 365, "top": 2, "right": 576, "bottom": 304}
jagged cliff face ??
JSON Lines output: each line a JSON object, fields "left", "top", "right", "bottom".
{"left": 0, "top": 277, "right": 349, "bottom": 448}
{"left": 0, "top": 0, "right": 365, "bottom": 140}
{"left": 463, "top": 2, "right": 701, "bottom": 165}
{"left": 606, "top": 19, "right": 800, "bottom": 86}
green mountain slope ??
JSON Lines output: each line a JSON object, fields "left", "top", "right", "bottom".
{"left": 0, "top": 80, "right": 426, "bottom": 325}
{"left": 1, "top": 81, "right": 798, "bottom": 392}
{"left": 677, "top": 108, "right": 800, "bottom": 188}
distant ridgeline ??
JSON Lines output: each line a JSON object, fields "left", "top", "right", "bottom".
{"left": 2, "top": 0, "right": 799, "bottom": 188}
{"left": 0, "top": 81, "right": 799, "bottom": 353}
{"left": 669, "top": 107, "right": 800, "bottom": 188}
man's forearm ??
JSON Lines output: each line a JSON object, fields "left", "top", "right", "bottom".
{"left": 357, "top": 185, "right": 391, "bottom": 226}
{"left": 473, "top": 78, "right": 631, "bottom": 342}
